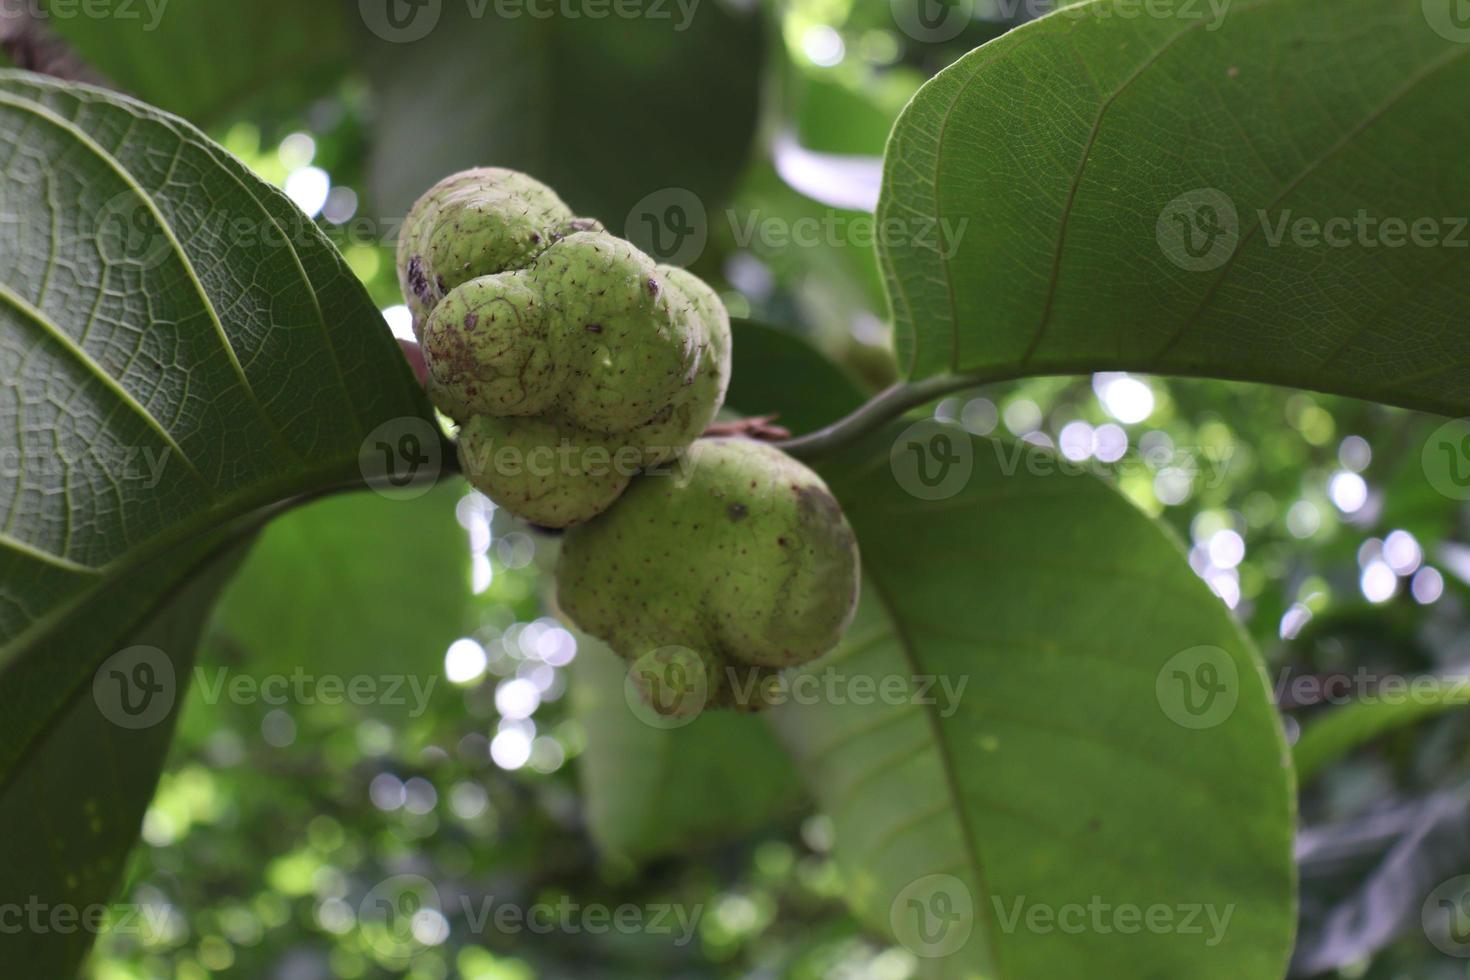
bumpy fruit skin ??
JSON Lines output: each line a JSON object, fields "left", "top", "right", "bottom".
{"left": 557, "top": 438, "right": 861, "bottom": 712}
{"left": 398, "top": 169, "right": 731, "bottom": 528}
{"left": 397, "top": 167, "right": 601, "bottom": 341}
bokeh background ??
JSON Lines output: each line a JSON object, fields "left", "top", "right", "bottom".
{"left": 6, "top": 0, "right": 1466, "bottom": 976}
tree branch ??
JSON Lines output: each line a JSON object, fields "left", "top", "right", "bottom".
{"left": 775, "top": 369, "right": 1012, "bottom": 460}
{"left": 0, "top": 7, "right": 107, "bottom": 85}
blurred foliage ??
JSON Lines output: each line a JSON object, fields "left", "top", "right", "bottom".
{"left": 56, "top": 0, "right": 1470, "bottom": 976}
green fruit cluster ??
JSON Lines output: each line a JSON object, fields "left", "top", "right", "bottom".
{"left": 398, "top": 168, "right": 730, "bottom": 528}
{"left": 558, "top": 438, "right": 861, "bottom": 714}
{"left": 398, "top": 169, "right": 860, "bottom": 714}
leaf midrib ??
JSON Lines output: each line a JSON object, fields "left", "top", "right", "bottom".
{"left": 0, "top": 87, "right": 301, "bottom": 464}
{"left": 864, "top": 570, "right": 1008, "bottom": 979}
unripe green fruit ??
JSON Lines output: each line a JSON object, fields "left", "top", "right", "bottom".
{"left": 402, "top": 169, "right": 731, "bottom": 527}
{"left": 456, "top": 413, "right": 631, "bottom": 529}
{"left": 557, "top": 438, "right": 861, "bottom": 713}
{"left": 420, "top": 274, "right": 558, "bottom": 420}
{"left": 397, "top": 168, "right": 601, "bottom": 340}
{"left": 537, "top": 233, "right": 697, "bottom": 434}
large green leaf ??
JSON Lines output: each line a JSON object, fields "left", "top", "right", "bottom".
{"left": 0, "top": 71, "right": 430, "bottom": 964}
{"left": 879, "top": 0, "right": 1470, "bottom": 416}
{"left": 43, "top": 0, "right": 353, "bottom": 126}
{"left": 360, "top": 0, "right": 764, "bottom": 231}
{"left": 207, "top": 482, "right": 471, "bottom": 691}
{"left": 767, "top": 426, "right": 1296, "bottom": 977}
{"left": 571, "top": 637, "right": 805, "bottom": 865}
{"left": 2, "top": 543, "right": 245, "bottom": 976}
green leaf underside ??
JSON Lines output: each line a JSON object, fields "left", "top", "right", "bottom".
{"left": 765, "top": 429, "right": 1296, "bottom": 978}
{"left": 1293, "top": 676, "right": 1470, "bottom": 781}
{"left": 0, "top": 70, "right": 426, "bottom": 825}
{"left": 879, "top": 0, "right": 1470, "bottom": 416}
{"left": 571, "top": 640, "right": 804, "bottom": 864}
{"left": 1, "top": 544, "right": 245, "bottom": 975}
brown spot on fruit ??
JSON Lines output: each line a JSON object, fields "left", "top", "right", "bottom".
{"left": 585, "top": 323, "right": 603, "bottom": 334}
{"left": 727, "top": 503, "right": 748, "bottom": 522}
{"left": 406, "top": 255, "right": 433, "bottom": 303}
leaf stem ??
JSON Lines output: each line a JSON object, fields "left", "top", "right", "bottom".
{"left": 775, "top": 369, "right": 1011, "bottom": 460}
